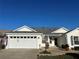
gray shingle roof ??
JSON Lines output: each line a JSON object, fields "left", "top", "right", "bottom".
{"left": 34, "top": 27, "right": 58, "bottom": 33}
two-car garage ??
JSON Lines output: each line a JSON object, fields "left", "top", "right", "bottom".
{"left": 6, "top": 33, "right": 42, "bottom": 49}
{"left": 5, "top": 25, "right": 43, "bottom": 49}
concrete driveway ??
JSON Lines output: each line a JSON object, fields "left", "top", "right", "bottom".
{"left": 0, "top": 49, "right": 38, "bottom": 59}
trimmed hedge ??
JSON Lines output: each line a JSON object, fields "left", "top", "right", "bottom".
{"left": 37, "top": 54, "right": 75, "bottom": 59}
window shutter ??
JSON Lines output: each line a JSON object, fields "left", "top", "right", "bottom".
{"left": 71, "top": 36, "right": 73, "bottom": 45}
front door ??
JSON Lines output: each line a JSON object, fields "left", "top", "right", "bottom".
{"left": 54, "top": 38, "right": 58, "bottom": 47}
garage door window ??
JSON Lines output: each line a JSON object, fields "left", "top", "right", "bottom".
{"left": 14, "top": 36, "right": 16, "bottom": 38}
{"left": 24, "top": 36, "right": 26, "bottom": 38}
{"left": 10, "top": 36, "right": 38, "bottom": 39}
{"left": 10, "top": 36, "right": 13, "bottom": 38}
{"left": 31, "top": 36, "right": 33, "bottom": 38}
{"left": 10, "top": 36, "right": 16, "bottom": 39}
{"left": 27, "top": 36, "right": 30, "bottom": 38}
{"left": 21, "top": 36, "right": 23, "bottom": 38}
{"left": 34, "top": 36, "right": 37, "bottom": 39}
{"left": 17, "top": 36, "right": 19, "bottom": 38}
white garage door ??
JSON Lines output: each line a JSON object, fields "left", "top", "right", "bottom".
{"left": 7, "top": 36, "right": 37, "bottom": 48}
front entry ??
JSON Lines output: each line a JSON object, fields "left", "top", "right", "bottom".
{"left": 54, "top": 38, "right": 58, "bottom": 47}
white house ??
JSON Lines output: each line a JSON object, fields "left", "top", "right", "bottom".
{"left": 4, "top": 26, "right": 70, "bottom": 49}
{"left": 5, "top": 25, "right": 57, "bottom": 49}
{"left": 2, "top": 25, "right": 79, "bottom": 49}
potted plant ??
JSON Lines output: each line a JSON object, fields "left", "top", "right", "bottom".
{"left": 64, "top": 44, "right": 69, "bottom": 51}
{"left": 62, "top": 44, "right": 69, "bottom": 51}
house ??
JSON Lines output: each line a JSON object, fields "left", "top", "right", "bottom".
{"left": 3, "top": 25, "right": 70, "bottom": 49}
{"left": 1, "top": 25, "right": 75, "bottom": 49}
{"left": 5, "top": 25, "right": 57, "bottom": 49}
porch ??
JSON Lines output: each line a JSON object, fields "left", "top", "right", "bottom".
{"left": 40, "top": 33, "right": 63, "bottom": 48}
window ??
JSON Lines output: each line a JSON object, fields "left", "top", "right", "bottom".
{"left": 31, "top": 36, "right": 33, "bottom": 38}
{"left": 24, "top": 36, "right": 26, "bottom": 38}
{"left": 17, "top": 36, "right": 19, "bottom": 38}
{"left": 10, "top": 36, "right": 13, "bottom": 38}
{"left": 21, "top": 36, "right": 23, "bottom": 38}
{"left": 27, "top": 36, "right": 30, "bottom": 38}
{"left": 74, "top": 36, "right": 79, "bottom": 44}
{"left": 34, "top": 36, "right": 37, "bottom": 39}
{"left": 74, "top": 36, "right": 78, "bottom": 41}
{"left": 14, "top": 36, "right": 16, "bottom": 38}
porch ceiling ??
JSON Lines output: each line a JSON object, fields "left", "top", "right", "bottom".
{"left": 44, "top": 33, "right": 63, "bottom": 36}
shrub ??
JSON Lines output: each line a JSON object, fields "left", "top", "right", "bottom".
{"left": 65, "top": 44, "right": 69, "bottom": 48}
{"left": 2, "top": 44, "right": 6, "bottom": 49}
{"left": 61, "top": 44, "right": 69, "bottom": 51}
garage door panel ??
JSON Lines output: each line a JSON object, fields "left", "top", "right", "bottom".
{"left": 18, "top": 39, "right": 37, "bottom": 48}
{"left": 7, "top": 38, "right": 37, "bottom": 48}
{"left": 8, "top": 39, "right": 18, "bottom": 48}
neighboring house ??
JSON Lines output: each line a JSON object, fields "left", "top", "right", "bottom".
{"left": 0, "top": 25, "right": 79, "bottom": 49}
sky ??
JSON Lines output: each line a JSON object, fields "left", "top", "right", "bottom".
{"left": 0, "top": 0, "right": 79, "bottom": 30}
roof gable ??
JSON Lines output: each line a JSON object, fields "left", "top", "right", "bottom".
{"left": 14, "top": 25, "right": 37, "bottom": 32}
{"left": 67, "top": 28, "right": 79, "bottom": 35}
{"left": 52, "top": 27, "right": 69, "bottom": 33}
